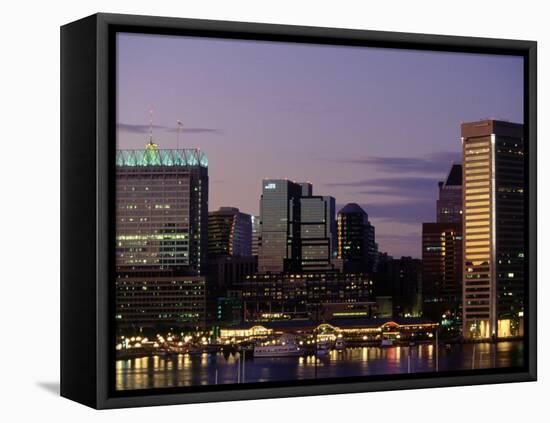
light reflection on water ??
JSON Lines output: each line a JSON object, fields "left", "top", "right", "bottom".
{"left": 116, "top": 341, "right": 524, "bottom": 391}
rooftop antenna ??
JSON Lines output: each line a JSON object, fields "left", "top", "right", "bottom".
{"left": 148, "top": 107, "right": 154, "bottom": 145}
{"left": 176, "top": 120, "right": 183, "bottom": 150}
{"left": 145, "top": 107, "right": 158, "bottom": 151}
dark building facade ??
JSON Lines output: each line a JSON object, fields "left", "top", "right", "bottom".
{"left": 461, "top": 120, "right": 524, "bottom": 339}
{"left": 115, "top": 143, "right": 209, "bottom": 330}
{"left": 375, "top": 256, "right": 422, "bottom": 317}
{"left": 208, "top": 207, "right": 252, "bottom": 257}
{"left": 258, "top": 179, "right": 302, "bottom": 273}
{"left": 207, "top": 255, "right": 258, "bottom": 291}
{"left": 216, "top": 290, "right": 244, "bottom": 326}
{"left": 422, "top": 222, "right": 462, "bottom": 323}
{"left": 337, "top": 203, "right": 378, "bottom": 273}
{"left": 238, "top": 272, "right": 374, "bottom": 322}
{"left": 115, "top": 267, "right": 206, "bottom": 330}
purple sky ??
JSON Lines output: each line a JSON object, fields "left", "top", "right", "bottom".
{"left": 116, "top": 32, "right": 523, "bottom": 258}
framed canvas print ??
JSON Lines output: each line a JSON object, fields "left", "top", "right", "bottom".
{"left": 60, "top": 13, "right": 537, "bottom": 409}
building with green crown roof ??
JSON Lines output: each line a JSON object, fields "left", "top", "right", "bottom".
{"left": 114, "top": 141, "right": 209, "bottom": 331}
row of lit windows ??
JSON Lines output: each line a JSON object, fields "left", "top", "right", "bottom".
{"left": 465, "top": 177, "right": 490, "bottom": 186}
{"left": 464, "top": 142, "right": 489, "bottom": 154}
{"left": 465, "top": 194, "right": 490, "bottom": 202}
{"left": 465, "top": 220, "right": 490, "bottom": 229}
{"left": 465, "top": 187, "right": 490, "bottom": 196}
{"left": 466, "top": 234, "right": 490, "bottom": 242}
{"left": 465, "top": 201, "right": 490, "bottom": 209}
{"left": 466, "top": 240, "right": 490, "bottom": 247}
{"left": 464, "top": 153, "right": 489, "bottom": 162}
{"left": 464, "top": 168, "right": 490, "bottom": 177}
{"left": 466, "top": 206, "right": 491, "bottom": 215}
{"left": 467, "top": 181, "right": 490, "bottom": 189}
{"left": 465, "top": 226, "right": 490, "bottom": 233}
{"left": 465, "top": 212, "right": 490, "bottom": 221}
{"left": 464, "top": 161, "right": 490, "bottom": 171}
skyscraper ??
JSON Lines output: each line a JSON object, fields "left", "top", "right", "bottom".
{"left": 115, "top": 142, "right": 209, "bottom": 273}
{"left": 115, "top": 142, "right": 209, "bottom": 329}
{"left": 208, "top": 207, "right": 252, "bottom": 257}
{"left": 461, "top": 120, "right": 524, "bottom": 339}
{"left": 299, "top": 194, "right": 338, "bottom": 271}
{"left": 437, "top": 164, "right": 463, "bottom": 223}
{"left": 422, "top": 163, "right": 463, "bottom": 327}
{"left": 207, "top": 207, "right": 255, "bottom": 325}
{"left": 337, "top": 203, "right": 378, "bottom": 273}
{"left": 258, "top": 179, "right": 302, "bottom": 273}
{"left": 258, "top": 179, "right": 339, "bottom": 273}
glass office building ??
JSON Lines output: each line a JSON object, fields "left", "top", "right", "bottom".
{"left": 258, "top": 179, "right": 302, "bottom": 273}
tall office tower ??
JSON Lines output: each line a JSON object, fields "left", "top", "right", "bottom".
{"left": 299, "top": 195, "right": 337, "bottom": 271}
{"left": 251, "top": 215, "right": 260, "bottom": 257}
{"left": 115, "top": 142, "right": 209, "bottom": 329}
{"left": 116, "top": 142, "right": 209, "bottom": 272}
{"left": 461, "top": 120, "right": 524, "bottom": 339}
{"left": 437, "top": 164, "right": 463, "bottom": 223}
{"left": 258, "top": 179, "right": 302, "bottom": 273}
{"left": 337, "top": 203, "right": 377, "bottom": 273}
{"left": 208, "top": 207, "right": 252, "bottom": 257}
{"left": 422, "top": 222, "right": 462, "bottom": 323}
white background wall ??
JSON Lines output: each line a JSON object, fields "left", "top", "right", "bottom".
{"left": 1, "top": 0, "right": 546, "bottom": 420}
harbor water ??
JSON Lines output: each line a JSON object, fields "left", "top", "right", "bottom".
{"left": 116, "top": 341, "right": 524, "bottom": 390}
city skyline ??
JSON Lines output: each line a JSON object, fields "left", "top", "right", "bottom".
{"left": 116, "top": 32, "right": 523, "bottom": 258}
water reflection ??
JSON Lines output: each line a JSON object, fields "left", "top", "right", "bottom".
{"left": 116, "top": 341, "right": 524, "bottom": 391}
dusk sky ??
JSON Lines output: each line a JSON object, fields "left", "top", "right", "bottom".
{"left": 116, "top": 32, "right": 523, "bottom": 258}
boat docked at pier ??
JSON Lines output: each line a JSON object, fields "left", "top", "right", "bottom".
{"left": 335, "top": 336, "right": 346, "bottom": 351}
{"left": 381, "top": 339, "right": 395, "bottom": 347}
{"left": 315, "top": 340, "right": 331, "bottom": 356}
{"left": 253, "top": 342, "right": 304, "bottom": 357}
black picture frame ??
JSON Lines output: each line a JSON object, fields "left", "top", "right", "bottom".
{"left": 60, "top": 12, "right": 537, "bottom": 409}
